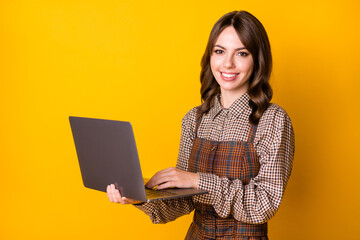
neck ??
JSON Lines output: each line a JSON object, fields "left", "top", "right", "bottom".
{"left": 220, "top": 90, "right": 247, "bottom": 108}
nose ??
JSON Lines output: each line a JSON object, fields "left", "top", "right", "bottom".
{"left": 222, "top": 54, "right": 235, "bottom": 69}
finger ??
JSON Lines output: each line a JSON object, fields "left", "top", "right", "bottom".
{"left": 107, "top": 184, "right": 114, "bottom": 202}
{"left": 146, "top": 169, "right": 177, "bottom": 188}
{"left": 146, "top": 175, "right": 162, "bottom": 188}
{"left": 146, "top": 171, "right": 165, "bottom": 185}
{"left": 114, "top": 189, "right": 122, "bottom": 203}
{"left": 148, "top": 167, "right": 175, "bottom": 181}
{"left": 112, "top": 184, "right": 120, "bottom": 203}
{"left": 110, "top": 184, "right": 118, "bottom": 203}
{"left": 146, "top": 175, "right": 174, "bottom": 189}
{"left": 156, "top": 181, "right": 175, "bottom": 190}
{"left": 107, "top": 184, "right": 116, "bottom": 203}
{"left": 106, "top": 185, "right": 112, "bottom": 202}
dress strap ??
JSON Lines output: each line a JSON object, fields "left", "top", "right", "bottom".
{"left": 247, "top": 124, "right": 258, "bottom": 143}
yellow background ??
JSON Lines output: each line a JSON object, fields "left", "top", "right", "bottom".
{"left": 1, "top": 0, "right": 359, "bottom": 239}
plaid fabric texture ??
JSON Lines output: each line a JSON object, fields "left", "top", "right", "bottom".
{"left": 134, "top": 93, "right": 295, "bottom": 238}
{"left": 186, "top": 220, "right": 268, "bottom": 240}
{"left": 188, "top": 123, "right": 259, "bottom": 184}
{"left": 184, "top": 117, "right": 267, "bottom": 239}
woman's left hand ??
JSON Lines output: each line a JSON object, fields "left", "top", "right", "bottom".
{"left": 145, "top": 167, "right": 199, "bottom": 190}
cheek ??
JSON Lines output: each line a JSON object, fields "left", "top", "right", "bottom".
{"left": 210, "top": 57, "right": 216, "bottom": 69}
{"left": 210, "top": 58, "right": 219, "bottom": 74}
{"left": 237, "top": 60, "right": 254, "bottom": 74}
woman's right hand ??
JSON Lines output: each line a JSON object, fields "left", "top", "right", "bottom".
{"left": 106, "top": 184, "right": 143, "bottom": 205}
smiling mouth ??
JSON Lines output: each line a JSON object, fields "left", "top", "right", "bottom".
{"left": 221, "top": 72, "right": 239, "bottom": 77}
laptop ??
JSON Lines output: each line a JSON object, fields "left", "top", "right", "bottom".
{"left": 69, "top": 116, "right": 207, "bottom": 202}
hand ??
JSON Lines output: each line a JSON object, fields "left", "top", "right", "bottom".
{"left": 145, "top": 167, "right": 199, "bottom": 190}
{"left": 106, "top": 184, "right": 143, "bottom": 205}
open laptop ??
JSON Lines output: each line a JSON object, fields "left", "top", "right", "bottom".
{"left": 69, "top": 116, "right": 207, "bottom": 202}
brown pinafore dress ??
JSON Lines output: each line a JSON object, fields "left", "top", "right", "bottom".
{"left": 185, "top": 114, "right": 268, "bottom": 240}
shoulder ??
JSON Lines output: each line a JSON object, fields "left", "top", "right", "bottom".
{"left": 181, "top": 107, "right": 198, "bottom": 132}
{"left": 259, "top": 103, "right": 292, "bottom": 129}
{"left": 255, "top": 103, "right": 295, "bottom": 157}
{"left": 256, "top": 103, "right": 294, "bottom": 147}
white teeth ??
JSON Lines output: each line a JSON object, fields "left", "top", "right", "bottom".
{"left": 221, "top": 72, "right": 237, "bottom": 77}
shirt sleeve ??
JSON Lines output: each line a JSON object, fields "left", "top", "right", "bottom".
{"left": 193, "top": 105, "right": 295, "bottom": 224}
{"left": 133, "top": 108, "right": 197, "bottom": 224}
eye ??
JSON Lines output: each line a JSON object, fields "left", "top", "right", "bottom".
{"left": 238, "top": 52, "right": 249, "bottom": 57}
{"left": 214, "top": 49, "right": 224, "bottom": 54}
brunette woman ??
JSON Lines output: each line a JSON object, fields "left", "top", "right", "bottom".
{"left": 107, "top": 10, "right": 295, "bottom": 240}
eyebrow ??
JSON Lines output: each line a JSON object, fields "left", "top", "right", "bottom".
{"left": 214, "top": 44, "right": 246, "bottom": 51}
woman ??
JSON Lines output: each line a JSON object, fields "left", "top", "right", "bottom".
{"left": 107, "top": 10, "right": 294, "bottom": 239}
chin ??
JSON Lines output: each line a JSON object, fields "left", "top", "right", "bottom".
{"left": 219, "top": 83, "right": 248, "bottom": 94}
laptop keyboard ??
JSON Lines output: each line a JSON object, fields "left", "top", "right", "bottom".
{"left": 143, "top": 178, "right": 178, "bottom": 199}
{"left": 145, "top": 188, "right": 177, "bottom": 199}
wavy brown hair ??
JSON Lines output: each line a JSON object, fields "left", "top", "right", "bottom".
{"left": 197, "top": 11, "right": 273, "bottom": 124}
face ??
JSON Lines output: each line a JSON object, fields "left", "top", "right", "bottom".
{"left": 210, "top": 26, "right": 254, "bottom": 97}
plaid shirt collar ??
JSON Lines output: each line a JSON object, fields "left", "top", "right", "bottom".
{"left": 208, "top": 92, "right": 252, "bottom": 120}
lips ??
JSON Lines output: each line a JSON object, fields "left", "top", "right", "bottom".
{"left": 220, "top": 72, "right": 239, "bottom": 81}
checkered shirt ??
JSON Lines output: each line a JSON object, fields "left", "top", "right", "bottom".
{"left": 135, "top": 92, "right": 295, "bottom": 225}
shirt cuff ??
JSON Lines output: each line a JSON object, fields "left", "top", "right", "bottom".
{"left": 193, "top": 172, "right": 219, "bottom": 204}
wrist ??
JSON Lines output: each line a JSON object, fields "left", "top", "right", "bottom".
{"left": 194, "top": 172, "right": 199, "bottom": 189}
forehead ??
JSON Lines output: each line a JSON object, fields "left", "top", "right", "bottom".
{"left": 214, "top": 26, "right": 244, "bottom": 48}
